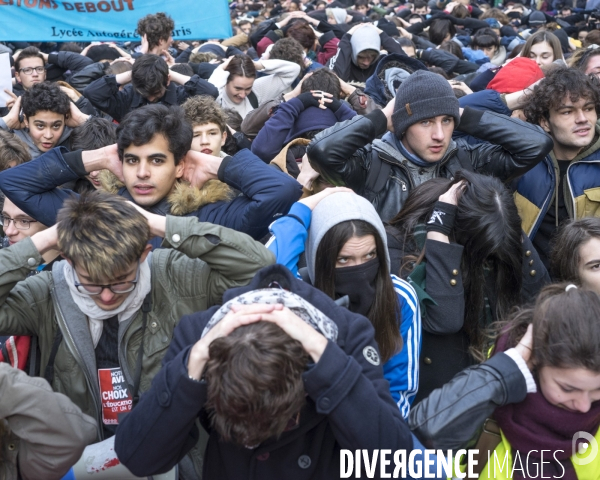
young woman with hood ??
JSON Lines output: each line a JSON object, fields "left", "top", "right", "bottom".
{"left": 266, "top": 188, "right": 421, "bottom": 419}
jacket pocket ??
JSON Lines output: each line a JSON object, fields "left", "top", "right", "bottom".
{"left": 577, "top": 188, "right": 600, "bottom": 218}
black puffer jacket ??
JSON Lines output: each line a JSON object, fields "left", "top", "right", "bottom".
{"left": 307, "top": 107, "right": 554, "bottom": 222}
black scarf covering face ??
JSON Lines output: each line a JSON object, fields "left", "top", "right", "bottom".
{"left": 334, "top": 258, "right": 380, "bottom": 317}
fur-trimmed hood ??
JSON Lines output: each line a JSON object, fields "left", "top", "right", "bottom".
{"left": 98, "top": 170, "right": 234, "bottom": 216}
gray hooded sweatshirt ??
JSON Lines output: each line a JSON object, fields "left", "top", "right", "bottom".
{"left": 305, "top": 191, "right": 390, "bottom": 284}
{"left": 350, "top": 27, "right": 382, "bottom": 66}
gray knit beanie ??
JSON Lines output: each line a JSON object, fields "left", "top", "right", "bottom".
{"left": 392, "top": 70, "right": 460, "bottom": 137}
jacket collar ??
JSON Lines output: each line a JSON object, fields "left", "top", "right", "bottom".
{"left": 130, "top": 82, "right": 179, "bottom": 109}
{"left": 99, "top": 171, "right": 233, "bottom": 216}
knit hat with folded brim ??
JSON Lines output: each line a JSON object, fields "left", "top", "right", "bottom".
{"left": 392, "top": 70, "right": 460, "bottom": 137}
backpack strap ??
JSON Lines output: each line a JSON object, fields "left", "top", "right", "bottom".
{"left": 364, "top": 149, "right": 392, "bottom": 200}
{"left": 132, "top": 291, "right": 153, "bottom": 407}
{"left": 44, "top": 328, "right": 63, "bottom": 385}
{"left": 28, "top": 335, "right": 38, "bottom": 377}
{"left": 248, "top": 91, "right": 259, "bottom": 109}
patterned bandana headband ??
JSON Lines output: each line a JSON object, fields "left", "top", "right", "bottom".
{"left": 201, "top": 288, "right": 339, "bottom": 343}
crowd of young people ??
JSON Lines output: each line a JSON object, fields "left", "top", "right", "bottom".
{"left": 1, "top": 1, "right": 600, "bottom": 479}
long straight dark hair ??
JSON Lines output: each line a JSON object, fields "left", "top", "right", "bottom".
{"left": 388, "top": 171, "right": 523, "bottom": 351}
{"left": 314, "top": 220, "right": 402, "bottom": 362}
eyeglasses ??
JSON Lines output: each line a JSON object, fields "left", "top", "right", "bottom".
{"left": 18, "top": 66, "right": 45, "bottom": 75}
{"left": 0, "top": 215, "right": 38, "bottom": 231}
{"left": 73, "top": 262, "right": 140, "bottom": 295}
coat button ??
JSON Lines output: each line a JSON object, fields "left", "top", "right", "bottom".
{"left": 257, "top": 452, "right": 270, "bottom": 461}
{"left": 424, "top": 357, "right": 432, "bottom": 365}
{"left": 171, "top": 234, "right": 181, "bottom": 243}
{"left": 530, "top": 270, "right": 536, "bottom": 277}
{"left": 319, "top": 397, "right": 331, "bottom": 410}
{"left": 529, "top": 260, "right": 534, "bottom": 266}
{"left": 298, "top": 455, "right": 311, "bottom": 469}
{"left": 27, "top": 258, "right": 37, "bottom": 267}
{"left": 7, "top": 443, "right": 15, "bottom": 451}
{"left": 452, "top": 269, "right": 458, "bottom": 276}
{"left": 525, "top": 250, "right": 531, "bottom": 257}
{"left": 162, "top": 335, "right": 169, "bottom": 343}
{"left": 151, "top": 321, "right": 157, "bottom": 329}
{"left": 450, "top": 279, "right": 457, "bottom": 286}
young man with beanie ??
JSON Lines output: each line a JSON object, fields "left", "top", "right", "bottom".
{"left": 308, "top": 70, "right": 554, "bottom": 221}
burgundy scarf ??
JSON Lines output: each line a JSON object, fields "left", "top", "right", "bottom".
{"left": 493, "top": 334, "right": 600, "bottom": 480}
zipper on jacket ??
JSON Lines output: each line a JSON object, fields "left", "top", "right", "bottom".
{"left": 528, "top": 160, "right": 555, "bottom": 239}
{"left": 52, "top": 292, "right": 103, "bottom": 440}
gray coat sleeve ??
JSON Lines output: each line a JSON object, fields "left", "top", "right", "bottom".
{"left": 0, "top": 363, "right": 97, "bottom": 480}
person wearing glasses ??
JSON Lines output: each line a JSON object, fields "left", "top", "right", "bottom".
{"left": 1, "top": 197, "right": 57, "bottom": 268}
{"left": 0, "top": 190, "right": 274, "bottom": 476}
{"left": 0, "top": 197, "right": 55, "bottom": 374}
{"left": 2, "top": 46, "right": 95, "bottom": 118}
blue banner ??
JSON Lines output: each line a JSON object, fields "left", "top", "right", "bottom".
{"left": 0, "top": 0, "right": 233, "bottom": 42}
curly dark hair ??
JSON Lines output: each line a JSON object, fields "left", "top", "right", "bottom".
{"left": 137, "top": 12, "right": 174, "bottom": 51}
{"left": 182, "top": 95, "right": 228, "bottom": 132}
{"left": 22, "top": 81, "right": 70, "bottom": 118}
{"left": 204, "top": 321, "right": 309, "bottom": 447}
{"left": 522, "top": 67, "right": 600, "bottom": 126}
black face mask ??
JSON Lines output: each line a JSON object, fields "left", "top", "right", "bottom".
{"left": 334, "top": 258, "right": 380, "bottom": 317}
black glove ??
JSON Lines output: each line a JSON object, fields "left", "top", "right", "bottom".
{"left": 296, "top": 91, "right": 322, "bottom": 110}
{"left": 326, "top": 96, "right": 342, "bottom": 112}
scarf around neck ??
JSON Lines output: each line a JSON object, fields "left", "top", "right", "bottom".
{"left": 202, "top": 288, "right": 338, "bottom": 343}
{"left": 63, "top": 258, "right": 152, "bottom": 348}
{"left": 493, "top": 333, "right": 600, "bottom": 480}
{"left": 383, "top": 131, "right": 441, "bottom": 168}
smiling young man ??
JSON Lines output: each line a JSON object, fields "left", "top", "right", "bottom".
{"left": 0, "top": 190, "right": 274, "bottom": 466}
{"left": 308, "top": 70, "right": 554, "bottom": 221}
{"left": 0, "top": 104, "right": 302, "bottom": 241}
{"left": 516, "top": 67, "right": 600, "bottom": 269}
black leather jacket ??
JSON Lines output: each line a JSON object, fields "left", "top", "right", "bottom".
{"left": 307, "top": 107, "right": 554, "bottom": 221}
{"left": 408, "top": 351, "right": 527, "bottom": 450}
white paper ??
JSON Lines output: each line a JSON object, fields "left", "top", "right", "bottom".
{"left": 0, "top": 53, "right": 12, "bottom": 108}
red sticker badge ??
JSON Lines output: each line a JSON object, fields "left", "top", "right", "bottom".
{"left": 98, "top": 367, "right": 133, "bottom": 425}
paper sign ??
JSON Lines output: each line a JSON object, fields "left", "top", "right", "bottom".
{"left": 0, "top": 53, "right": 12, "bottom": 109}
{"left": 97, "top": 367, "right": 132, "bottom": 425}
